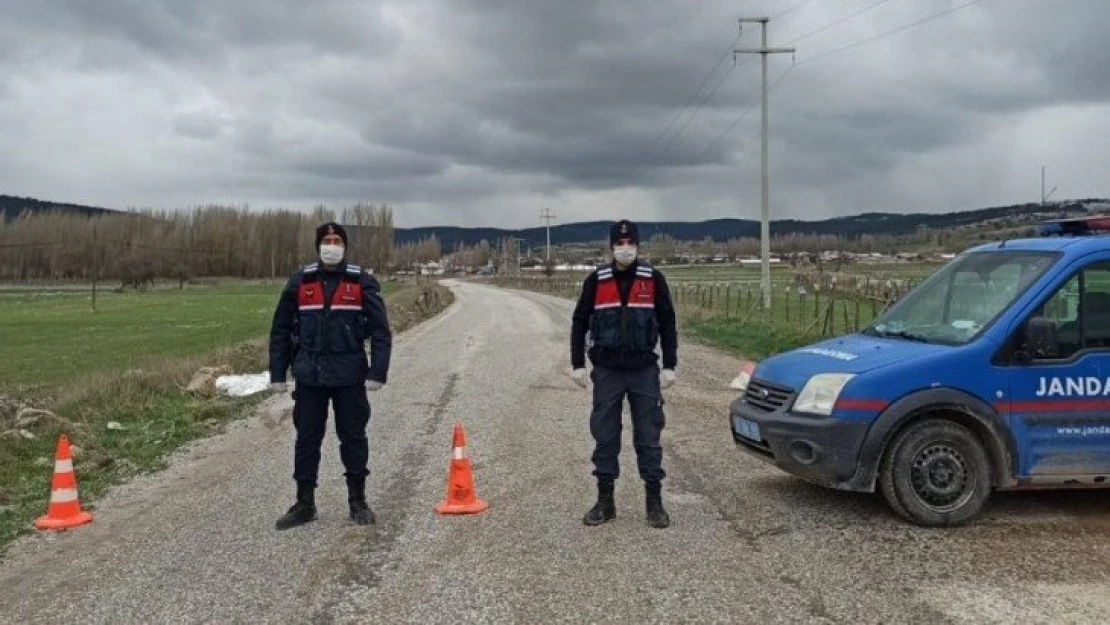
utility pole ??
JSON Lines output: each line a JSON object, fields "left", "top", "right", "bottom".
{"left": 91, "top": 222, "right": 98, "bottom": 313}
{"left": 540, "top": 207, "right": 556, "bottom": 264}
{"left": 735, "top": 17, "right": 794, "bottom": 310}
{"left": 1041, "top": 165, "right": 1057, "bottom": 205}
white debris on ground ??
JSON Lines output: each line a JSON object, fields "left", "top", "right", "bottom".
{"left": 215, "top": 373, "right": 272, "bottom": 397}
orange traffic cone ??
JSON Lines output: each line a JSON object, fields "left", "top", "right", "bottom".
{"left": 730, "top": 360, "right": 757, "bottom": 391}
{"left": 434, "top": 421, "right": 488, "bottom": 515}
{"left": 34, "top": 434, "right": 93, "bottom": 531}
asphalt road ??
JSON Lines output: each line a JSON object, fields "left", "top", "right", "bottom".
{"left": 1, "top": 280, "right": 1108, "bottom": 624}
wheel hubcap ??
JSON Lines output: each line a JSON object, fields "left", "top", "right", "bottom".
{"left": 909, "top": 442, "right": 973, "bottom": 512}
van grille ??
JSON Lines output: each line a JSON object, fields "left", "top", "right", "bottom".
{"left": 744, "top": 379, "right": 793, "bottom": 412}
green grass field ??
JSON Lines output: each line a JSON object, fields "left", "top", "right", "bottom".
{"left": 0, "top": 286, "right": 278, "bottom": 392}
{"left": 0, "top": 278, "right": 419, "bottom": 552}
{"left": 0, "top": 282, "right": 399, "bottom": 393}
{"left": 659, "top": 262, "right": 940, "bottom": 283}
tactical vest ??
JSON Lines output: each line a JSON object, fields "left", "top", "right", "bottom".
{"left": 589, "top": 264, "right": 659, "bottom": 353}
{"left": 295, "top": 263, "right": 367, "bottom": 356}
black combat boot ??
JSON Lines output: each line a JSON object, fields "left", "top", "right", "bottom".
{"left": 347, "top": 474, "right": 376, "bottom": 526}
{"left": 583, "top": 480, "right": 616, "bottom": 526}
{"left": 275, "top": 482, "right": 317, "bottom": 531}
{"left": 645, "top": 481, "right": 670, "bottom": 528}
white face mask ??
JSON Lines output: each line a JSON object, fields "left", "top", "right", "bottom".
{"left": 613, "top": 244, "right": 638, "bottom": 265}
{"left": 319, "top": 244, "right": 345, "bottom": 265}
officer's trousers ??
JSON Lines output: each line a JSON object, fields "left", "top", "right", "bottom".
{"left": 589, "top": 364, "right": 666, "bottom": 483}
{"left": 291, "top": 383, "right": 370, "bottom": 486}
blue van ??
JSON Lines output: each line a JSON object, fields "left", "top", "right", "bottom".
{"left": 730, "top": 216, "right": 1110, "bottom": 526}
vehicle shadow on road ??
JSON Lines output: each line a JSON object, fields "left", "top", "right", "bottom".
{"left": 985, "top": 490, "right": 1110, "bottom": 527}
{"left": 745, "top": 475, "right": 1110, "bottom": 529}
{"left": 742, "top": 475, "right": 894, "bottom": 523}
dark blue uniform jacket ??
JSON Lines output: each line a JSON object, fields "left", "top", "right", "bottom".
{"left": 269, "top": 261, "right": 392, "bottom": 388}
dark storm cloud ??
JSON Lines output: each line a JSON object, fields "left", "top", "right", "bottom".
{"left": 0, "top": 0, "right": 1108, "bottom": 226}
{"left": 2, "top": 0, "right": 401, "bottom": 61}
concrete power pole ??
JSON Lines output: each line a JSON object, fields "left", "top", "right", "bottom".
{"left": 1041, "top": 166, "right": 1057, "bottom": 205}
{"left": 540, "top": 207, "right": 556, "bottom": 264}
{"left": 735, "top": 17, "right": 794, "bottom": 310}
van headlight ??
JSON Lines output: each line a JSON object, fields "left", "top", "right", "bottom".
{"left": 792, "top": 373, "right": 856, "bottom": 416}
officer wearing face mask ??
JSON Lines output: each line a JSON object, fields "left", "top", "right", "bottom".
{"left": 570, "top": 219, "right": 678, "bottom": 528}
{"left": 268, "top": 221, "right": 392, "bottom": 530}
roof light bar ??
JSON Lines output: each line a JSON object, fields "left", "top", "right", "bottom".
{"left": 1034, "top": 215, "right": 1110, "bottom": 236}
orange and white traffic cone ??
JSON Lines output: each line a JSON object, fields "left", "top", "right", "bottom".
{"left": 434, "top": 421, "right": 488, "bottom": 515}
{"left": 730, "top": 360, "right": 757, "bottom": 391}
{"left": 34, "top": 434, "right": 93, "bottom": 531}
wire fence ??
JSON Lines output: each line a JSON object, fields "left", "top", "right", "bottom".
{"left": 488, "top": 272, "right": 918, "bottom": 340}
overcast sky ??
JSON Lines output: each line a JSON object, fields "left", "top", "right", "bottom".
{"left": 1, "top": 0, "right": 1107, "bottom": 228}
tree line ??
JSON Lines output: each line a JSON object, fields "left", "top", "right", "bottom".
{"left": 0, "top": 204, "right": 398, "bottom": 284}
{"left": 0, "top": 201, "right": 1048, "bottom": 283}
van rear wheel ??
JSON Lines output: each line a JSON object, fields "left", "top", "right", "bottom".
{"left": 879, "top": 419, "right": 991, "bottom": 527}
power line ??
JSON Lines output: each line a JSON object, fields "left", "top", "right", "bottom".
{"left": 655, "top": 57, "right": 754, "bottom": 161}
{"left": 654, "top": 0, "right": 984, "bottom": 166}
{"left": 690, "top": 0, "right": 987, "bottom": 156}
{"left": 688, "top": 66, "right": 794, "bottom": 166}
{"left": 785, "top": 0, "right": 900, "bottom": 44}
{"left": 796, "top": 0, "right": 985, "bottom": 66}
{"left": 772, "top": 0, "right": 818, "bottom": 20}
{"left": 646, "top": 0, "right": 814, "bottom": 161}
{"left": 651, "top": 35, "right": 741, "bottom": 147}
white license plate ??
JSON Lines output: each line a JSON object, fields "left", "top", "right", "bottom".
{"left": 733, "top": 415, "right": 761, "bottom": 441}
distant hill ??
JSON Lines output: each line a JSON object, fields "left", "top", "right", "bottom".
{"left": 1, "top": 194, "right": 117, "bottom": 221}
{"left": 6, "top": 193, "right": 1108, "bottom": 249}
{"left": 394, "top": 200, "right": 1110, "bottom": 249}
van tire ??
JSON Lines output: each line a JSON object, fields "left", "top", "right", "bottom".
{"left": 879, "top": 419, "right": 991, "bottom": 527}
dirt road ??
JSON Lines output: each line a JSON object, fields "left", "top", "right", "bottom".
{"left": 1, "top": 281, "right": 1108, "bottom": 623}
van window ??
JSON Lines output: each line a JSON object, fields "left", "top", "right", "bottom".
{"left": 1028, "top": 261, "right": 1110, "bottom": 359}
{"left": 865, "top": 251, "right": 1058, "bottom": 345}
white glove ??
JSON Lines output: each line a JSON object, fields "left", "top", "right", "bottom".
{"left": 571, "top": 368, "right": 588, "bottom": 388}
{"left": 661, "top": 369, "right": 676, "bottom": 389}
{"left": 367, "top": 380, "right": 384, "bottom": 391}
{"left": 270, "top": 382, "right": 288, "bottom": 393}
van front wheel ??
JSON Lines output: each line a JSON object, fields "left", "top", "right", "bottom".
{"left": 879, "top": 419, "right": 992, "bottom": 527}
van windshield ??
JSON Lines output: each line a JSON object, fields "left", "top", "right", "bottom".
{"left": 863, "top": 251, "right": 1059, "bottom": 345}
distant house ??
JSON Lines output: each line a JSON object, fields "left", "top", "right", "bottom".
{"left": 420, "top": 262, "right": 445, "bottom": 276}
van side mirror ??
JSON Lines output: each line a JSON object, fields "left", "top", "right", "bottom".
{"left": 1022, "top": 316, "right": 1059, "bottom": 360}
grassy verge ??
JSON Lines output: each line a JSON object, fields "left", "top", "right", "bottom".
{"left": 675, "top": 284, "right": 887, "bottom": 360}
{"left": 681, "top": 314, "right": 809, "bottom": 361}
{"left": 486, "top": 274, "right": 886, "bottom": 361}
{"left": 0, "top": 279, "right": 451, "bottom": 553}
